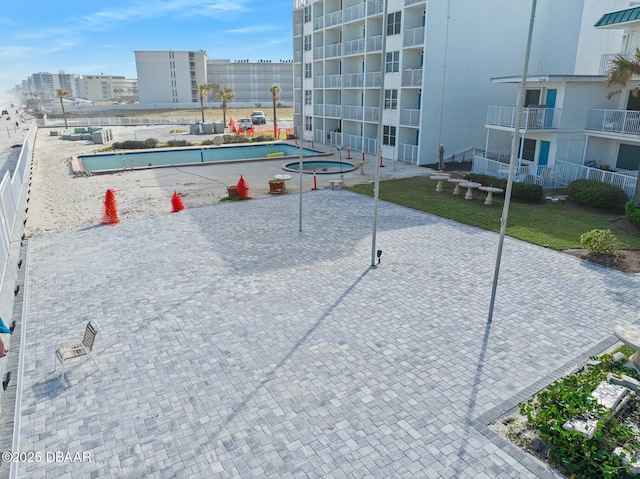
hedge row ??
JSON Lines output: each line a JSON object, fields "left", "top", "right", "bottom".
{"left": 567, "top": 179, "right": 627, "bottom": 210}
{"left": 465, "top": 173, "right": 544, "bottom": 202}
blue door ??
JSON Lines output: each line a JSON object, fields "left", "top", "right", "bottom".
{"left": 544, "top": 89, "right": 557, "bottom": 128}
{"left": 539, "top": 140, "right": 550, "bottom": 166}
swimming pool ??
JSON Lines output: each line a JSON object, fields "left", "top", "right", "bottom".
{"left": 76, "top": 143, "right": 327, "bottom": 174}
{"left": 283, "top": 160, "right": 357, "bottom": 174}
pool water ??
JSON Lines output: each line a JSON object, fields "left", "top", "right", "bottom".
{"left": 78, "top": 143, "right": 324, "bottom": 173}
{"left": 283, "top": 160, "right": 357, "bottom": 174}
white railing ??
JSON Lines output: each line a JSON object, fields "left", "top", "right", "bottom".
{"left": 325, "top": 11, "right": 342, "bottom": 27}
{"left": 325, "top": 43, "right": 342, "bottom": 58}
{"left": 294, "top": 51, "right": 302, "bottom": 63}
{"left": 586, "top": 109, "right": 640, "bottom": 135}
{"left": 295, "top": 78, "right": 302, "bottom": 88}
{"left": 325, "top": 104, "right": 342, "bottom": 117}
{"left": 364, "top": 106, "right": 379, "bottom": 122}
{"left": 293, "top": 23, "right": 302, "bottom": 36}
{"left": 367, "top": 35, "right": 382, "bottom": 52}
{"left": 364, "top": 137, "right": 378, "bottom": 154}
{"left": 404, "top": 27, "right": 425, "bottom": 48}
{"left": 343, "top": 73, "right": 364, "bottom": 87}
{"left": 365, "top": 72, "right": 382, "bottom": 87}
{"left": 367, "top": 0, "right": 384, "bottom": 15}
{"left": 401, "top": 69, "right": 422, "bottom": 87}
{"left": 344, "top": 38, "right": 365, "bottom": 56}
{"left": 486, "top": 106, "right": 561, "bottom": 130}
{"left": 343, "top": 133, "right": 363, "bottom": 152}
{"left": 344, "top": 3, "right": 366, "bottom": 22}
{"left": 313, "top": 46, "right": 324, "bottom": 60}
{"left": 39, "top": 117, "right": 196, "bottom": 127}
{"left": 405, "top": 0, "right": 426, "bottom": 5}
{"left": 400, "top": 108, "right": 420, "bottom": 126}
{"left": 343, "top": 105, "right": 363, "bottom": 119}
{"left": 472, "top": 155, "right": 637, "bottom": 199}
{"left": 325, "top": 74, "right": 341, "bottom": 88}
{"left": 399, "top": 143, "right": 419, "bottom": 164}
{"left": 314, "top": 76, "right": 324, "bottom": 88}
{"left": 599, "top": 52, "right": 634, "bottom": 75}
{"left": 314, "top": 17, "right": 324, "bottom": 30}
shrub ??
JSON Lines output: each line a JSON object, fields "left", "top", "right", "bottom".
{"left": 626, "top": 201, "right": 640, "bottom": 227}
{"left": 580, "top": 229, "right": 619, "bottom": 256}
{"left": 250, "top": 135, "right": 274, "bottom": 143}
{"left": 223, "top": 134, "right": 249, "bottom": 144}
{"left": 567, "top": 179, "right": 628, "bottom": 210}
{"left": 167, "top": 139, "right": 192, "bottom": 147}
{"left": 465, "top": 174, "right": 543, "bottom": 202}
{"left": 201, "top": 139, "right": 215, "bottom": 145}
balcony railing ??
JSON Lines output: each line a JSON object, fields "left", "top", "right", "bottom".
{"left": 472, "top": 156, "right": 637, "bottom": 199}
{"left": 404, "top": 27, "right": 425, "bottom": 48}
{"left": 325, "top": 74, "right": 341, "bottom": 88}
{"left": 344, "top": 38, "right": 365, "bottom": 56}
{"left": 325, "top": 104, "right": 342, "bottom": 117}
{"left": 293, "top": 23, "right": 302, "bottom": 36}
{"left": 343, "top": 105, "right": 363, "bottom": 120}
{"left": 401, "top": 69, "right": 422, "bottom": 87}
{"left": 405, "top": 0, "right": 426, "bottom": 5}
{"left": 325, "top": 43, "right": 342, "bottom": 58}
{"left": 367, "top": 35, "right": 382, "bottom": 52}
{"left": 367, "top": 0, "right": 384, "bottom": 15}
{"left": 400, "top": 108, "right": 420, "bottom": 126}
{"left": 365, "top": 72, "right": 382, "bottom": 87}
{"left": 325, "top": 11, "right": 342, "bottom": 27}
{"left": 586, "top": 109, "right": 640, "bottom": 135}
{"left": 364, "top": 107, "right": 379, "bottom": 122}
{"left": 314, "top": 17, "right": 324, "bottom": 30}
{"left": 486, "top": 106, "right": 561, "bottom": 130}
{"left": 399, "top": 143, "right": 419, "bottom": 164}
{"left": 294, "top": 51, "right": 302, "bottom": 63}
{"left": 314, "top": 104, "right": 323, "bottom": 116}
{"left": 599, "top": 52, "right": 634, "bottom": 75}
{"left": 343, "top": 73, "right": 364, "bottom": 87}
{"left": 344, "top": 3, "right": 366, "bottom": 22}
{"left": 313, "top": 46, "right": 324, "bottom": 60}
{"left": 313, "top": 76, "right": 324, "bottom": 88}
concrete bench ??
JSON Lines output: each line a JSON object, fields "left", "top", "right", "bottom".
{"left": 329, "top": 179, "right": 343, "bottom": 189}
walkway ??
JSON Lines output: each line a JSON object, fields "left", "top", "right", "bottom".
{"left": 8, "top": 189, "right": 640, "bottom": 478}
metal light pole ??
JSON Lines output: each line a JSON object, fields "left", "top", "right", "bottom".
{"left": 336, "top": 145, "right": 343, "bottom": 183}
{"left": 487, "top": 0, "right": 537, "bottom": 323}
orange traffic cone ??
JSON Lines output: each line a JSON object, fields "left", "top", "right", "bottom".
{"left": 171, "top": 190, "right": 185, "bottom": 212}
{"left": 101, "top": 189, "right": 120, "bottom": 225}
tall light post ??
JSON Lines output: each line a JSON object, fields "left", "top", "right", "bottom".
{"left": 336, "top": 145, "right": 344, "bottom": 183}
{"left": 487, "top": 0, "right": 537, "bottom": 323}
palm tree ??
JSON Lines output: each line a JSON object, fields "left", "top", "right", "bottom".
{"left": 270, "top": 84, "right": 281, "bottom": 137}
{"left": 606, "top": 48, "right": 640, "bottom": 205}
{"left": 218, "top": 87, "right": 234, "bottom": 128}
{"left": 56, "top": 89, "right": 69, "bottom": 128}
{"left": 196, "top": 84, "right": 212, "bottom": 122}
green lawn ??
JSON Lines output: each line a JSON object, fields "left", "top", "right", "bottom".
{"left": 347, "top": 176, "right": 640, "bottom": 251}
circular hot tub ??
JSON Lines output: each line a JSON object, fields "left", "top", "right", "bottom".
{"left": 282, "top": 160, "right": 357, "bottom": 174}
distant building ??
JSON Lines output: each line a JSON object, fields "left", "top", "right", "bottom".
{"left": 82, "top": 75, "right": 138, "bottom": 102}
{"left": 134, "top": 50, "right": 294, "bottom": 107}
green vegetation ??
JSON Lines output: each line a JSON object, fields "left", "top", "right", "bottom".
{"left": 346, "top": 176, "right": 640, "bottom": 250}
{"left": 627, "top": 202, "right": 640, "bottom": 226}
{"left": 581, "top": 229, "right": 620, "bottom": 256}
{"left": 568, "top": 179, "right": 629, "bottom": 210}
{"left": 520, "top": 355, "right": 640, "bottom": 479}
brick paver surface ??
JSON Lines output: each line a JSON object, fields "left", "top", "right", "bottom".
{"left": 13, "top": 189, "right": 640, "bottom": 477}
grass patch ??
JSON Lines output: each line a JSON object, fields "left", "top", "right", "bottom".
{"left": 346, "top": 176, "right": 640, "bottom": 250}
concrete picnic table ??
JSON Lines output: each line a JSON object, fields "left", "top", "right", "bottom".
{"left": 447, "top": 178, "right": 467, "bottom": 196}
{"left": 478, "top": 186, "right": 504, "bottom": 205}
{"left": 614, "top": 323, "right": 640, "bottom": 369}
{"left": 458, "top": 181, "right": 481, "bottom": 200}
{"left": 430, "top": 173, "right": 451, "bottom": 193}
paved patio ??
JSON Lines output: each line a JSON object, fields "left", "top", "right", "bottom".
{"left": 6, "top": 189, "right": 640, "bottom": 478}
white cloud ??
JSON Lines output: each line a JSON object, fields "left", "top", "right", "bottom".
{"left": 225, "top": 25, "right": 281, "bottom": 34}
{"left": 0, "top": 45, "right": 35, "bottom": 59}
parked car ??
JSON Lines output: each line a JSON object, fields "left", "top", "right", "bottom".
{"left": 239, "top": 118, "right": 253, "bottom": 130}
{"left": 250, "top": 111, "right": 266, "bottom": 125}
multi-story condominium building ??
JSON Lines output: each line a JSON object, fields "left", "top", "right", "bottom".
{"left": 135, "top": 50, "right": 208, "bottom": 104}
{"left": 82, "top": 75, "right": 138, "bottom": 102}
{"left": 135, "top": 51, "right": 294, "bottom": 107}
{"left": 30, "top": 72, "right": 55, "bottom": 100}
{"left": 292, "top": 0, "right": 628, "bottom": 166}
{"left": 475, "top": 0, "right": 639, "bottom": 199}
{"left": 207, "top": 59, "right": 294, "bottom": 107}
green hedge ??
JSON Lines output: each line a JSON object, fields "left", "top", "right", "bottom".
{"left": 111, "top": 138, "right": 159, "bottom": 150}
{"left": 465, "top": 173, "right": 544, "bottom": 202}
{"left": 567, "top": 179, "right": 628, "bottom": 210}
{"left": 626, "top": 201, "right": 640, "bottom": 226}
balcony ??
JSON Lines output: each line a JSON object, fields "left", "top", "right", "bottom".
{"left": 344, "top": 38, "right": 365, "bottom": 56}
{"left": 293, "top": 23, "right": 302, "bottom": 37}
{"left": 325, "top": 104, "right": 342, "bottom": 117}
{"left": 325, "top": 74, "right": 341, "bottom": 88}
{"left": 313, "top": 76, "right": 324, "bottom": 88}
{"left": 367, "top": 35, "right": 382, "bottom": 52}
{"left": 344, "top": 3, "right": 366, "bottom": 22}
{"left": 314, "top": 17, "right": 324, "bottom": 30}
{"left": 294, "top": 51, "right": 302, "bottom": 63}
{"left": 401, "top": 69, "right": 423, "bottom": 87}
{"left": 599, "top": 52, "right": 634, "bottom": 75}
{"left": 399, "top": 143, "right": 419, "bottom": 163}
{"left": 343, "top": 105, "right": 363, "bottom": 120}
{"left": 313, "top": 46, "right": 324, "bottom": 60}
{"left": 364, "top": 106, "right": 380, "bottom": 122}
{"left": 400, "top": 109, "right": 420, "bottom": 127}
{"left": 314, "top": 104, "right": 323, "bottom": 116}
{"left": 343, "top": 73, "right": 364, "bottom": 88}
{"left": 365, "top": 72, "right": 381, "bottom": 87}
{"left": 404, "top": 27, "right": 425, "bottom": 48}
{"left": 367, "top": 0, "right": 384, "bottom": 15}
{"left": 325, "top": 43, "right": 342, "bottom": 58}
{"left": 586, "top": 109, "right": 640, "bottom": 135}
{"left": 325, "top": 11, "right": 342, "bottom": 27}
{"left": 486, "top": 106, "right": 561, "bottom": 130}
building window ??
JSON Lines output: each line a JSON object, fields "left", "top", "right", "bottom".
{"left": 384, "top": 89, "right": 398, "bottom": 110}
{"left": 304, "top": 35, "right": 312, "bottom": 51}
{"left": 387, "top": 12, "right": 401, "bottom": 36}
{"left": 305, "top": 63, "right": 312, "bottom": 79}
{"left": 304, "top": 6, "right": 311, "bottom": 23}
{"left": 383, "top": 125, "right": 396, "bottom": 146}
{"left": 305, "top": 116, "right": 313, "bottom": 131}
{"left": 305, "top": 90, "right": 312, "bottom": 105}
{"left": 385, "top": 51, "right": 399, "bottom": 73}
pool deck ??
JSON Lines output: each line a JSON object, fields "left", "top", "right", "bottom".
{"left": 1, "top": 182, "right": 639, "bottom": 477}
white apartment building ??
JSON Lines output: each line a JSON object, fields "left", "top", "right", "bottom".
{"left": 135, "top": 50, "right": 208, "bottom": 104}
{"left": 292, "top": 0, "right": 628, "bottom": 165}
{"left": 207, "top": 59, "right": 294, "bottom": 107}
{"left": 82, "top": 75, "right": 138, "bottom": 102}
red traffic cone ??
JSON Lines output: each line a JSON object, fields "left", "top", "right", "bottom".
{"left": 171, "top": 190, "right": 185, "bottom": 212}
{"left": 101, "top": 189, "right": 120, "bottom": 225}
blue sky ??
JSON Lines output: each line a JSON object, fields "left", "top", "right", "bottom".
{"left": 0, "top": 0, "right": 293, "bottom": 95}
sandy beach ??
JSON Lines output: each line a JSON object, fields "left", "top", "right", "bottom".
{"left": 22, "top": 125, "right": 432, "bottom": 237}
